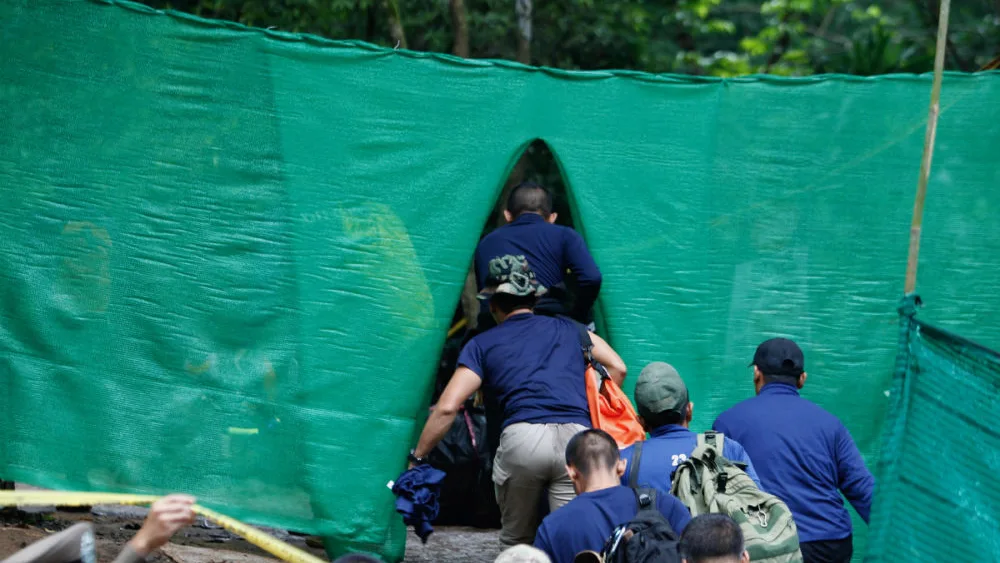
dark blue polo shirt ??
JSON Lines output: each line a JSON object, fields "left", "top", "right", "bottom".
{"left": 474, "top": 213, "right": 602, "bottom": 308}
{"left": 619, "top": 424, "right": 763, "bottom": 490}
{"left": 712, "top": 383, "right": 874, "bottom": 543}
{"left": 533, "top": 485, "right": 691, "bottom": 563}
{"left": 457, "top": 313, "right": 590, "bottom": 429}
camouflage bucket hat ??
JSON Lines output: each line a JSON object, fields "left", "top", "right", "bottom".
{"left": 477, "top": 254, "right": 547, "bottom": 300}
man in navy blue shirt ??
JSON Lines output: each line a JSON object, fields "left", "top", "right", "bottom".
{"left": 474, "top": 182, "right": 602, "bottom": 327}
{"left": 534, "top": 429, "right": 690, "bottom": 563}
{"left": 713, "top": 338, "right": 874, "bottom": 563}
{"left": 620, "top": 362, "right": 761, "bottom": 490}
{"left": 410, "top": 256, "right": 626, "bottom": 547}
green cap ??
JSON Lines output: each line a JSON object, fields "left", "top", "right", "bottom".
{"left": 634, "top": 362, "right": 688, "bottom": 421}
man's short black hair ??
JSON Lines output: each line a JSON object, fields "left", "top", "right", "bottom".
{"left": 490, "top": 292, "right": 538, "bottom": 315}
{"left": 506, "top": 182, "right": 553, "bottom": 217}
{"left": 565, "top": 429, "right": 619, "bottom": 476}
{"left": 762, "top": 373, "right": 800, "bottom": 386}
{"left": 642, "top": 409, "right": 684, "bottom": 429}
{"left": 679, "top": 514, "right": 744, "bottom": 562}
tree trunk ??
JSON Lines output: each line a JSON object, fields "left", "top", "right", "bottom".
{"left": 383, "top": 0, "right": 407, "bottom": 49}
{"left": 515, "top": 0, "right": 532, "bottom": 64}
{"left": 450, "top": 0, "right": 470, "bottom": 58}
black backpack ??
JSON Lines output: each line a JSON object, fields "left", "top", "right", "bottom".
{"left": 600, "top": 488, "right": 682, "bottom": 563}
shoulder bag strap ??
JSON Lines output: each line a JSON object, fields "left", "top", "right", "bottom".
{"left": 628, "top": 441, "right": 644, "bottom": 489}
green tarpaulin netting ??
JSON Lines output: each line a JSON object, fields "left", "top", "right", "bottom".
{"left": 866, "top": 298, "right": 1000, "bottom": 560}
{"left": 1, "top": 0, "right": 999, "bottom": 560}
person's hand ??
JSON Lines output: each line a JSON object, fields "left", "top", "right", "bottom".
{"left": 128, "top": 494, "right": 197, "bottom": 556}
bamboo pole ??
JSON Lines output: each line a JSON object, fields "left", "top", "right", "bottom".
{"left": 904, "top": 0, "right": 952, "bottom": 294}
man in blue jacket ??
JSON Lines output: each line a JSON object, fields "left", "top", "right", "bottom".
{"left": 534, "top": 429, "right": 690, "bottom": 563}
{"left": 474, "top": 182, "right": 602, "bottom": 328}
{"left": 620, "top": 362, "right": 761, "bottom": 490}
{"left": 713, "top": 338, "right": 874, "bottom": 563}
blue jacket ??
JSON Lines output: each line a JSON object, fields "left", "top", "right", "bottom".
{"left": 474, "top": 213, "right": 601, "bottom": 317}
{"left": 534, "top": 485, "right": 690, "bottom": 563}
{"left": 620, "top": 425, "right": 762, "bottom": 490}
{"left": 713, "top": 383, "right": 874, "bottom": 543}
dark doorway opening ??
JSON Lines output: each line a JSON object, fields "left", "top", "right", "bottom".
{"left": 427, "top": 141, "right": 599, "bottom": 529}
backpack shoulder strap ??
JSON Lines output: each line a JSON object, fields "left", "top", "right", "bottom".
{"left": 632, "top": 487, "right": 658, "bottom": 514}
{"left": 698, "top": 431, "right": 724, "bottom": 452}
{"left": 571, "top": 318, "right": 595, "bottom": 357}
{"left": 628, "top": 441, "right": 644, "bottom": 489}
{"left": 571, "top": 320, "right": 611, "bottom": 380}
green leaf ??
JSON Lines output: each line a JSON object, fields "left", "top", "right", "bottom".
{"left": 783, "top": 48, "right": 810, "bottom": 64}
{"left": 788, "top": 0, "right": 812, "bottom": 12}
{"left": 706, "top": 19, "right": 736, "bottom": 34}
{"left": 740, "top": 37, "right": 769, "bottom": 56}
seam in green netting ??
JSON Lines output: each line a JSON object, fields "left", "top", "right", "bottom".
{"left": 91, "top": 0, "right": 1000, "bottom": 86}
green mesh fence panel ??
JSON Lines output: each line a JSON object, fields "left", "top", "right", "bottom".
{"left": 1, "top": 0, "right": 1000, "bottom": 560}
{"left": 867, "top": 298, "right": 1000, "bottom": 560}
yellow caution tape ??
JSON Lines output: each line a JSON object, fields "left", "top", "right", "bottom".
{"left": 0, "top": 491, "right": 326, "bottom": 563}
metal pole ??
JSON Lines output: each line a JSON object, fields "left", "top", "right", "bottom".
{"left": 904, "top": 0, "right": 951, "bottom": 295}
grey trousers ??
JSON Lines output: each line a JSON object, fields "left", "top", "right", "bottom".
{"left": 493, "top": 422, "right": 588, "bottom": 546}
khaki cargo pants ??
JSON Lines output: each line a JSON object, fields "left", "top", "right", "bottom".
{"left": 493, "top": 422, "right": 588, "bottom": 546}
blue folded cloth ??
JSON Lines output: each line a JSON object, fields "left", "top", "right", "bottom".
{"left": 392, "top": 464, "right": 447, "bottom": 543}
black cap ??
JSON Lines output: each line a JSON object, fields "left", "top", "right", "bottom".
{"left": 750, "top": 338, "right": 804, "bottom": 377}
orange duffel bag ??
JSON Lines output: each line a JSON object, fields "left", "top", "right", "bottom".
{"left": 575, "top": 324, "right": 645, "bottom": 448}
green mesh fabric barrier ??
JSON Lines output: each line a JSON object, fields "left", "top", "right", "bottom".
{"left": 2, "top": 0, "right": 1000, "bottom": 560}
{"left": 866, "top": 298, "right": 1000, "bottom": 560}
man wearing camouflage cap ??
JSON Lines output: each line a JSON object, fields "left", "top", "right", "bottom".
{"left": 619, "top": 362, "right": 760, "bottom": 491}
{"left": 409, "top": 255, "right": 626, "bottom": 547}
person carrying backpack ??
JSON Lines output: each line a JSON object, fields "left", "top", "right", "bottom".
{"left": 616, "top": 362, "right": 798, "bottom": 562}
{"left": 533, "top": 429, "right": 690, "bottom": 563}
{"left": 620, "top": 362, "right": 761, "bottom": 490}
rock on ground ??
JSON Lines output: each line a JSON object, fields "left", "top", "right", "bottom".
{"left": 0, "top": 507, "right": 502, "bottom": 563}
{"left": 404, "top": 528, "right": 501, "bottom": 563}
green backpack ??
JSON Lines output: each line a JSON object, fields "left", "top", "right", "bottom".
{"left": 669, "top": 432, "right": 803, "bottom": 563}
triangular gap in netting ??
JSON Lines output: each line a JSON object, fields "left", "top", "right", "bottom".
{"left": 423, "top": 138, "right": 606, "bottom": 531}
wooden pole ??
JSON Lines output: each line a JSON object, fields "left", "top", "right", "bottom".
{"left": 904, "top": 0, "right": 951, "bottom": 294}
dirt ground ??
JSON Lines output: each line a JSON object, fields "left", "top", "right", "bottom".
{"left": 0, "top": 508, "right": 501, "bottom": 563}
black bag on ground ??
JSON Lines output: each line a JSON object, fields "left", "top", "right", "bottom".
{"left": 427, "top": 401, "right": 501, "bottom": 528}
{"left": 601, "top": 488, "right": 682, "bottom": 563}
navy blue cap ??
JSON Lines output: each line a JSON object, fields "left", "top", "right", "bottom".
{"left": 750, "top": 338, "right": 804, "bottom": 377}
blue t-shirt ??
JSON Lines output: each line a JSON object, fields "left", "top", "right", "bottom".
{"left": 457, "top": 313, "right": 590, "bottom": 429}
{"left": 474, "top": 213, "right": 602, "bottom": 314}
{"left": 713, "top": 383, "right": 874, "bottom": 543}
{"left": 533, "top": 486, "right": 691, "bottom": 563}
{"left": 620, "top": 425, "right": 762, "bottom": 490}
